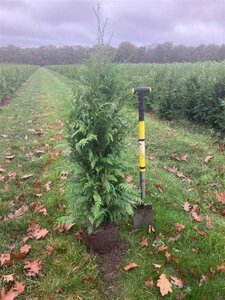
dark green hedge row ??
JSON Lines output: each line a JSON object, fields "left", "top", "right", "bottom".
{"left": 0, "top": 64, "right": 38, "bottom": 103}
{"left": 122, "top": 61, "right": 225, "bottom": 131}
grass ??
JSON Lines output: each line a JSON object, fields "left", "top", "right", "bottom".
{"left": 0, "top": 67, "right": 225, "bottom": 300}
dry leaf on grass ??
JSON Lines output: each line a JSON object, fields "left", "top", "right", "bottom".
{"left": 191, "top": 211, "right": 204, "bottom": 222}
{"left": 123, "top": 262, "right": 138, "bottom": 271}
{"left": 153, "top": 263, "right": 161, "bottom": 270}
{"left": 157, "top": 274, "right": 173, "bottom": 296}
{"left": 182, "top": 202, "right": 191, "bottom": 212}
{"left": 124, "top": 174, "right": 133, "bottom": 183}
{"left": 170, "top": 275, "right": 184, "bottom": 288}
{"left": 216, "top": 192, "right": 225, "bottom": 204}
{"left": 204, "top": 154, "right": 213, "bottom": 164}
{"left": 169, "top": 234, "right": 181, "bottom": 242}
{"left": 0, "top": 253, "right": 11, "bottom": 267}
{"left": 1, "top": 274, "right": 14, "bottom": 283}
{"left": 145, "top": 277, "right": 154, "bottom": 287}
{"left": 21, "top": 174, "right": 33, "bottom": 180}
{"left": 20, "top": 244, "right": 31, "bottom": 254}
{"left": 175, "top": 223, "right": 185, "bottom": 232}
{"left": 24, "top": 260, "right": 43, "bottom": 277}
{"left": 0, "top": 281, "right": 25, "bottom": 300}
{"left": 216, "top": 264, "right": 225, "bottom": 272}
{"left": 31, "top": 202, "right": 48, "bottom": 216}
{"left": 139, "top": 237, "right": 149, "bottom": 247}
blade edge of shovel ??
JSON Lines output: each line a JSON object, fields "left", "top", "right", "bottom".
{"left": 133, "top": 204, "right": 153, "bottom": 229}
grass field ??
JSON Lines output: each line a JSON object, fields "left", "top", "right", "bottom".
{"left": 0, "top": 67, "right": 225, "bottom": 299}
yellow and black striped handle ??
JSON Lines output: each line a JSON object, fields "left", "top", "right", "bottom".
{"left": 132, "top": 87, "right": 151, "bottom": 199}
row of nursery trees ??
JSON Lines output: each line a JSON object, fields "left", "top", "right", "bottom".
{"left": 49, "top": 61, "right": 225, "bottom": 131}
{"left": 63, "top": 51, "right": 225, "bottom": 232}
{"left": 0, "top": 64, "right": 38, "bottom": 103}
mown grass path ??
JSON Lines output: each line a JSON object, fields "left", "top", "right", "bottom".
{"left": 0, "top": 67, "right": 225, "bottom": 300}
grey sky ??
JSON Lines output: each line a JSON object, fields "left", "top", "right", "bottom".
{"left": 0, "top": 0, "right": 225, "bottom": 47}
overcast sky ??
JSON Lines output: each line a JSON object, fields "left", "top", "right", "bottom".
{"left": 0, "top": 0, "right": 225, "bottom": 48}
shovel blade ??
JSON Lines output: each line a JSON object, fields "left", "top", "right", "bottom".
{"left": 133, "top": 204, "right": 153, "bottom": 229}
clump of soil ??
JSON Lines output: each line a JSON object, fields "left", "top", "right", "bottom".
{"left": 83, "top": 223, "right": 128, "bottom": 277}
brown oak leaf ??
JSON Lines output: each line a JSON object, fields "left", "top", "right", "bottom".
{"left": 157, "top": 274, "right": 173, "bottom": 296}
{"left": 175, "top": 223, "right": 185, "bottom": 232}
{"left": 1, "top": 274, "right": 14, "bottom": 283}
{"left": 123, "top": 262, "right": 138, "bottom": 271}
{"left": 216, "top": 192, "right": 225, "bottom": 204}
{"left": 139, "top": 237, "right": 149, "bottom": 247}
{"left": 0, "top": 281, "right": 25, "bottom": 300}
{"left": 20, "top": 244, "right": 31, "bottom": 254}
{"left": 170, "top": 275, "right": 184, "bottom": 288}
{"left": 204, "top": 154, "right": 213, "bottom": 164}
{"left": 182, "top": 202, "right": 191, "bottom": 212}
{"left": 24, "top": 260, "right": 43, "bottom": 277}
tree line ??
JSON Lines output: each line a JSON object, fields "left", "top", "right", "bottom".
{"left": 0, "top": 42, "right": 225, "bottom": 65}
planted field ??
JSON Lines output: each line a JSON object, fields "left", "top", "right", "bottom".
{"left": 0, "top": 64, "right": 37, "bottom": 105}
{"left": 49, "top": 61, "right": 225, "bottom": 130}
{"left": 0, "top": 65, "right": 225, "bottom": 300}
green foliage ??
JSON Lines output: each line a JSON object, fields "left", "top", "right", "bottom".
{"left": 67, "top": 53, "right": 140, "bottom": 232}
{"left": 121, "top": 61, "right": 225, "bottom": 131}
{"left": 0, "top": 64, "right": 37, "bottom": 103}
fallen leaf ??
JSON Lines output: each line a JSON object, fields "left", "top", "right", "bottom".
{"left": 153, "top": 263, "right": 161, "bottom": 270}
{"left": 157, "top": 274, "right": 173, "bottom": 296}
{"left": 20, "top": 244, "right": 31, "bottom": 254}
{"left": 15, "top": 193, "right": 24, "bottom": 202}
{"left": 5, "top": 155, "right": 15, "bottom": 160}
{"left": 182, "top": 202, "right": 191, "bottom": 212}
{"left": 170, "top": 275, "right": 184, "bottom": 288}
{"left": 165, "top": 252, "right": 180, "bottom": 264}
{"left": 191, "top": 211, "right": 204, "bottom": 222}
{"left": 75, "top": 229, "right": 85, "bottom": 241}
{"left": 32, "top": 228, "right": 49, "bottom": 240}
{"left": 47, "top": 246, "right": 54, "bottom": 255}
{"left": 12, "top": 252, "right": 27, "bottom": 260}
{"left": 44, "top": 181, "right": 52, "bottom": 192}
{"left": 0, "top": 281, "right": 25, "bottom": 300}
{"left": 216, "top": 264, "right": 225, "bottom": 272}
{"left": 175, "top": 223, "right": 185, "bottom": 232}
{"left": 124, "top": 174, "right": 133, "bottom": 183}
{"left": 145, "top": 277, "right": 154, "bottom": 288}
{"left": 157, "top": 245, "right": 168, "bottom": 252}
{"left": 1, "top": 274, "right": 14, "bottom": 283}
{"left": 123, "top": 262, "right": 138, "bottom": 271}
{"left": 155, "top": 183, "right": 164, "bottom": 193}
{"left": 205, "top": 215, "right": 213, "bottom": 228}
{"left": 21, "top": 174, "right": 33, "bottom": 180}
{"left": 6, "top": 205, "right": 29, "bottom": 220}
{"left": 148, "top": 225, "right": 155, "bottom": 233}
{"left": 0, "top": 253, "right": 11, "bottom": 267}
{"left": 139, "top": 237, "right": 149, "bottom": 247}
{"left": 169, "top": 234, "right": 181, "bottom": 242}
{"left": 181, "top": 154, "right": 188, "bottom": 161}
{"left": 8, "top": 172, "right": 16, "bottom": 180}
{"left": 204, "top": 154, "right": 213, "bottom": 164}
{"left": 216, "top": 192, "right": 225, "bottom": 204}
{"left": 24, "top": 260, "right": 43, "bottom": 277}
{"left": 31, "top": 202, "right": 48, "bottom": 216}
{"left": 199, "top": 274, "right": 207, "bottom": 286}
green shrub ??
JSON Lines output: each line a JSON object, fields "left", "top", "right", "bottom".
{"left": 66, "top": 52, "right": 140, "bottom": 233}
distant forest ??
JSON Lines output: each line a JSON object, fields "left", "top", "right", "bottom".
{"left": 0, "top": 42, "right": 225, "bottom": 65}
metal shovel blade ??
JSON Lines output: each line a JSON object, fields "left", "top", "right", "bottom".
{"left": 133, "top": 204, "right": 153, "bottom": 229}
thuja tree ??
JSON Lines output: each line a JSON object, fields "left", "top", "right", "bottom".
{"left": 66, "top": 51, "right": 140, "bottom": 233}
